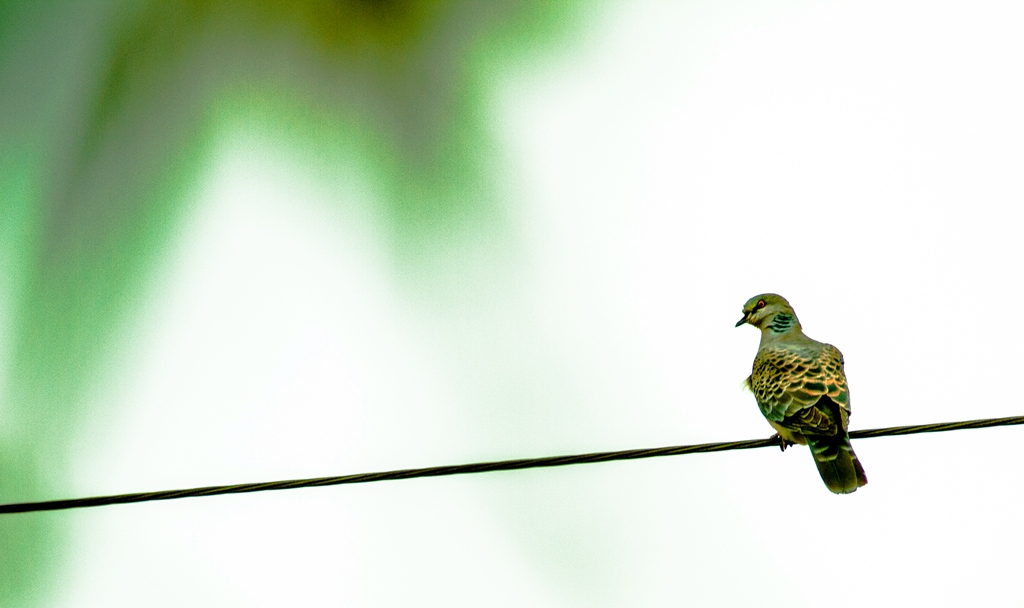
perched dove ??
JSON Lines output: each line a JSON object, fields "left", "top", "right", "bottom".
{"left": 735, "top": 293, "right": 867, "bottom": 494}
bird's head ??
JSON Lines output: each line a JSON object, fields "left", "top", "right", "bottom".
{"left": 735, "top": 293, "right": 796, "bottom": 329}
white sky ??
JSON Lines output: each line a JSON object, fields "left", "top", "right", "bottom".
{"left": 60, "top": 0, "right": 1024, "bottom": 606}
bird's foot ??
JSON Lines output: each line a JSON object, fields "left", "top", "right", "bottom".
{"left": 769, "top": 433, "right": 795, "bottom": 452}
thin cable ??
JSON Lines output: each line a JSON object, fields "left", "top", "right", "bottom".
{"left": 2, "top": 414, "right": 1022, "bottom": 515}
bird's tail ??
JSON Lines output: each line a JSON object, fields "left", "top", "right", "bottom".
{"left": 806, "top": 433, "right": 868, "bottom": 494}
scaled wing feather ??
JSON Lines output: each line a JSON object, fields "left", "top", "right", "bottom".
{"left": 750, "top": 343, "right": 849, "bottom": 436}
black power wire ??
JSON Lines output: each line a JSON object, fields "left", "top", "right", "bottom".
{"left": 2, "top": 415, "right": 1021, "bottom": 515}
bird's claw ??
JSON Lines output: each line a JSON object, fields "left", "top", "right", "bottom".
{"left": 769, "top": 433, "right": 795, "bottom": 452}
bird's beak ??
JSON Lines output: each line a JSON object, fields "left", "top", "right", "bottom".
{"left": 735, "top": 314, "right": 748, "bottom": 328}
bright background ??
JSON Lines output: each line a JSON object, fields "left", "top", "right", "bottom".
{"left": 2, "top": 0, "right": 1023, "bottom": 606}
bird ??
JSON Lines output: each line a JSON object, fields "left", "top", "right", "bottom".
{"left": 735, "top": 293, "right": 867, "bottom": 494}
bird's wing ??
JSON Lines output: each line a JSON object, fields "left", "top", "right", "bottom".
{"left": 750, "top": 342, "right": 849, "bottom": 435}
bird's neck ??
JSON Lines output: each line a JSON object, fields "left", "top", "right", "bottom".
{"left": 758, "top": 312, "right": 802, "bottom": 345}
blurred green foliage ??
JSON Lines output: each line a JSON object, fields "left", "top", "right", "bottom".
{"left": 0, "top": 0, "right": 594, "bottom": 604}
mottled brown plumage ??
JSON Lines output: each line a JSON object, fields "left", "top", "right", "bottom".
{"left": 736, "top": 293, "right": 867, "bottom": 494}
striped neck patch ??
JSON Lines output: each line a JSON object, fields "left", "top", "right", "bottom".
{"left": 769, "top": 312, "right": 797, "bottom": 333}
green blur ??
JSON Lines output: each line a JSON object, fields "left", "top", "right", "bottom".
{"left": 0, "top": 0, "right": 594, "bottom": 604}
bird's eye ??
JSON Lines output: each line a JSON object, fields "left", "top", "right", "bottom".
{"left": 756, "top": 300, "right": 766, "bottom": 309}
